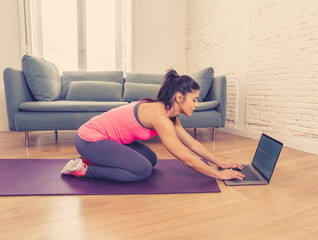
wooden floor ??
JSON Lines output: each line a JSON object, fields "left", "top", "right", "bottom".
{"left": 0, "top": 129, "right": 317, "bottom": 239}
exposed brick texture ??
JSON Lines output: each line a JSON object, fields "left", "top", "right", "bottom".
{"left": 186, "top": 0, "right": 318, "bottom": 145}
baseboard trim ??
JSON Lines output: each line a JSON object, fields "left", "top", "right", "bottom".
{"left": 218, "top": 128, "right": 318, "bottom": 156}
{"left": 0, "top": 127, "right": 9, "bottom": 132}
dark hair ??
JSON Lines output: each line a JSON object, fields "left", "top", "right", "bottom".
{"left": 140, "top": 69, "right": 200, "bottom": 111}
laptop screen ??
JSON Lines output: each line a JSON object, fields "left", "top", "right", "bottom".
{"left": 252, "top": 134, "right": 283, "bottom": 181}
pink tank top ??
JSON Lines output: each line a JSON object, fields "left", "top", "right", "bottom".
{"left": 78, "top": 102, "right": 158, "bottom": 144}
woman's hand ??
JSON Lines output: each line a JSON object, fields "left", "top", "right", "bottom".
{"left": 219, "top": 162, "right": 244, "bottom": 170}
{"left": 217, "top": 169, "right": 245, "bottom": 180}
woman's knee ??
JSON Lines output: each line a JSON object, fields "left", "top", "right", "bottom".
{"left": 139, "top": 147, "right": 157, "bottom": 167}
{"left": 147, "top": 150, "right": 157, "bottom": 167}
{"left": 127, "top": 141, "right": 158, "bottom": 167}
{"left": 134, "top": 161, "right": 153, "bottom": 181}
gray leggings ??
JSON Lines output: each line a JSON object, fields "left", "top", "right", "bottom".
{"left": 75, "top": 135, "right": 157, "bottom": 182}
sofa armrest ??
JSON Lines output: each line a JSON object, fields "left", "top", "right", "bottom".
{"left": 3, "top": 68, "right": 34, "bottom": 131}
{"left": 203, "top": 75, "right": 227, "bottom": 127}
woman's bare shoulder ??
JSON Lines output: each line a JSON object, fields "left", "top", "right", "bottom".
{"left": 138, "top": 101, "right": 168, "bottom": 128}
{"left": 141, "top": 101, "right": 166, "bottom": 114}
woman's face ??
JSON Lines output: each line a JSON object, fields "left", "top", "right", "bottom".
{"left": 179, "top": 90, "right": 200, "bottom": 116}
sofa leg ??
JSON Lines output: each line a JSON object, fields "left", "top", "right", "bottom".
{"left": 25, "top": 131, "right": 30, "bottom": 148}
{"left": 194, "top": 128, "right": 197, "bottom": 137}
{"left": 211, "top": 127, "right": 216, "bottom": 141}
{"left": 55, "top": 130, "right": 58, "bottom": 143}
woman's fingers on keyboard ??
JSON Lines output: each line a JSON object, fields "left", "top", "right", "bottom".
{"left": 233, "top": 170, "right": 245, "bottom": 179}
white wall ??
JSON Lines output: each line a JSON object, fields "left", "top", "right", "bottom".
{"left": 0, "top": 0, "right": 21, "bottom": 131}
{"left": 186, "top": 0, "right": 318, "bottom": 155}
{"left": 134, "top": 0, "right": 187, "bottom": 74}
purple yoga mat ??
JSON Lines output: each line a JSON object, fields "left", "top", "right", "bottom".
{"left": 0, "top": 159, "right": 220, "bottom": 196}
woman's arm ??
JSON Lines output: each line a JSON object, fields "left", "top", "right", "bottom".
{"left": 174, "top": 118, "right": 243, "bottom": 170}
{"left": 149, "top": 108, "right": 244, "bottom": 180}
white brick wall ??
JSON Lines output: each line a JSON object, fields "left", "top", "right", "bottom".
{"left": 246, "top": 0, "right": 318, "bottom": 142}
{"left": 186, "top": 0, "right": 241, "bottom": 127}
{"left": 186, "top": 0, "right": 318, "bottom": 152}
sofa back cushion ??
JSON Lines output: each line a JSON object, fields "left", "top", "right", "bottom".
{"left": 190, "top": 67, "right": 214, "bottom": 102}
{"left": 22, "top": 55, "right": 61, "bottom": 101}
{"left": 122, "top": 83, "right": 161, "bottom": 102}
{"left": 66, "top": 81, "right": 122, "bottom": 101}
{"left": 125, "top": 72, "right": 164, "bottom": 84}
{"left": 61, "top": 71, "right": 123, "bottom": 99}
{"left": 122, "top": 72, "right": 163, "bottom": 102}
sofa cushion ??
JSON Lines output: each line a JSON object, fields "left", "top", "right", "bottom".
{"left": 22, "top": 55, "right": 61, "bottom": 101}
{"left": 65, "top": 81, "right": 122, "bottom": 101}
{"left": 122, "top": 82, "right": 161, "bottom": 102}
{"left": 123, "top": 72, "right": 163, "bottom": 102}
{"left": 61, "top": 71, "right": 123, "bottom": 99}
{"left": 178, "top": 110, "right": 221, "bottom": 128}
{"left": 19, "top": 101, "right": 128, "bottom": 112}
{"left": 194, "top": 100, "right": 219, "bottom": 112}
{"left": 125, "top": 72, "right": 164, "bottom": 84}
{"left": 190, "top": 67, "right": 214, "bottom": 102}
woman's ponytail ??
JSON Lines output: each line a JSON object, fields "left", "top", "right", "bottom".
{"left": 157, "top": 69, "right": 179, "bottom": 109}
{"left": 138, "top": 68, "right": 199, "bottom": 114}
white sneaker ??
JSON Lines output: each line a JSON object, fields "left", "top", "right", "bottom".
{"left": 61, "top": 157, "right": 88, "bottom": 177}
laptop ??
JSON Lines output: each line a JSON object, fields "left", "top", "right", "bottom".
{"left": 219, "top": 133, "right": 283, "bottom": 186}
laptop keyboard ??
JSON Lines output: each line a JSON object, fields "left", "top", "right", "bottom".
{"left": 240, "top": 166, "right": 261, "bottom": 181}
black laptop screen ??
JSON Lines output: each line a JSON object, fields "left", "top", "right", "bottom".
{"left": 252, "top": 134, "right": 283, "bottom": 181}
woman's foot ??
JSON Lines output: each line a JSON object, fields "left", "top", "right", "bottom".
{"left": 80, "top": 156, "right": 96, "bottom": 165}
{"left": 61, "top": 157, "right": 88, "bottom": 177}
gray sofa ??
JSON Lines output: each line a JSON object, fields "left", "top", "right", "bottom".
{"left": 3, "top": 55, "right": 226, "bottom": 147}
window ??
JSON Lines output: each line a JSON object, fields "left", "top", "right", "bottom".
{"left": 18, "top": 0, "right": 134, "bottom": 72}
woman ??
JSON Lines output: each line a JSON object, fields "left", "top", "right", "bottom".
{"left": 61, "top": 69, "right": 245, "bottom": 182}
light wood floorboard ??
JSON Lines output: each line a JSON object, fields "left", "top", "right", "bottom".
{"left": 0, "top": 129, "right": 317, "bottom": 240}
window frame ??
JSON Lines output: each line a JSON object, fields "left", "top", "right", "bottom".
{"left": 18, "top": 0, "right": 135, "bottom": 72}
